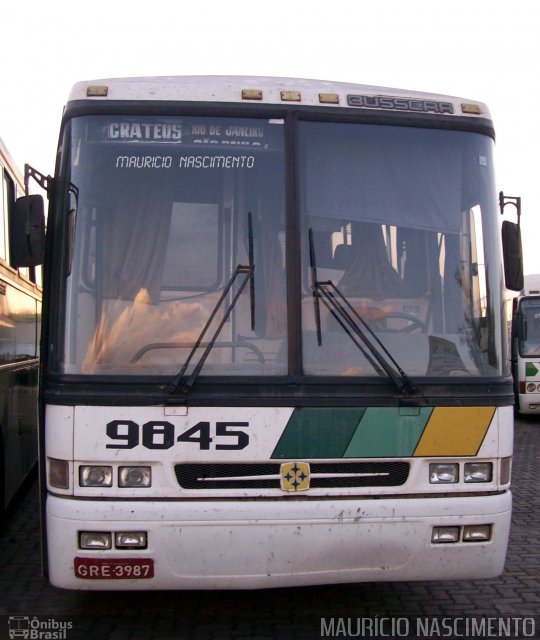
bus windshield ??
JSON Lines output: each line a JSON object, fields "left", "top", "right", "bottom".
{"left": 61, "top": 115, "right": 287, "bottom": 376}
{"left": 518, "top": 299, "right": 540, "bottom": 356}
{"left": 299, "top": 121, "right": 504, "bottom": 378}
{"left": 58, "top": 115, "right": 505, "bottom": 379}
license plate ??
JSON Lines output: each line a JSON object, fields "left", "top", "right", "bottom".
{"left": 74, "top": 557, "right": 154, "bottom": 579}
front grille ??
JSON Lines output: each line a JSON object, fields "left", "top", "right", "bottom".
{"left": 174, "top": 462, "right": 409, "bottom": 490}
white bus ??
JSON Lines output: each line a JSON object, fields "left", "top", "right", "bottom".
{"left": 13, "top": 76, "right": 523, "bottom": 589}
{"left": 0, "top": 137, "right": 41, "bottom": 511}
{"left": 511, "top": 274, "right": 540, "bottom": 414}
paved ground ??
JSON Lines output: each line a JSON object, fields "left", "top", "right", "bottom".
{"left": 1, "top": 416, "right": 539, "bottom": 640}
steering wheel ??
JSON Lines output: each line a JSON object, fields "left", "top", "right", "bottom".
{"left": 371, "top": 312, "right": 426, "bottom": 333}
{"left": 129, "top": 341, "right": 266, "bottom": 363}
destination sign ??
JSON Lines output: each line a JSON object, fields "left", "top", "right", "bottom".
{"left": 107, "top": 122, "right": 182, "bottom": 142}
{"left": 88, "top": 118, "right": 282, "bottom": 148}
{"left": 347, "top": 94, "right": 454, "bottom": 114}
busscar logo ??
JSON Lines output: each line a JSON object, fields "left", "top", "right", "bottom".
{"left": 347, "top": 94, "right": 454, "bottom": 114}
{"left": 8, "top": 616, "right": 73, "bottom": 639}
{"left": 280, "top": 462, "right": 310, "bottom": 492}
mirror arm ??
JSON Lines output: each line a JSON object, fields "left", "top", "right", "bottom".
{"left": 499, "top": 191, "right": 521, "bottom": 227}
{"left": 24, "top": 164, "right": 53, "bottom": 196}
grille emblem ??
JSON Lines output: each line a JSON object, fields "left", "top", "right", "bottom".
{"left": 280, "top": 462, "right": 310, "bottom": 492}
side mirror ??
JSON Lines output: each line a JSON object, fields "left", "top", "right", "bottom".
{"left": 501, "top": 220, "right": 524, "bottom": 292}
{"left": 10, "top": 194, "right": 46, "bottom": 267}
{"left": 520, "top": 314, "right": 527, "bottom": 341}
{"left": 514, "top": 311, "right": 526, "bottom": 341}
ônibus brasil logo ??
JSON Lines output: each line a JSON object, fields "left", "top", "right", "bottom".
{"left": 8, "top": 616, "right": 73, "bottom": 639}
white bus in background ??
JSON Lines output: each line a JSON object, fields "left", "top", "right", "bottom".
{"left": 12, "top": 76, "right": 523, "bottom": 589}
{"left": 511, "top": 274, "right": 540, "bottom": 414}
{"left": 0, "top": 137, "right": 41, "bottom": 511}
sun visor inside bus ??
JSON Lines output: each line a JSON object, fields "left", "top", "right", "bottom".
{"left": 300, "top": 123, "right": 491, "bottom": 234}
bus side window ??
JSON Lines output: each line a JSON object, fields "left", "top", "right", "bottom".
{"left": 0, "top": 164, "right": 7, "bottom": 261}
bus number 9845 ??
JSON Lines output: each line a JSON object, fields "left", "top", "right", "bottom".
{"left": 105, "top": 420, "right": 250, "bottom": 451}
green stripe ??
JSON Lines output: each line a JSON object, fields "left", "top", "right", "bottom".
{"left": 271, "top": 407, "right": 365, "bottom": 459}
{"left": 526, "top": 362, "right": 539, "bottom": 377}
{"left": 344, "top": 407, "right": 432, "bottom": 457}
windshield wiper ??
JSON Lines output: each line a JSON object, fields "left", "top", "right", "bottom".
{"left": 167, "top": 214, "right": 255, "bottom": 397}
{"left": 308, "top": 228, "right": 416, "bottom": 396}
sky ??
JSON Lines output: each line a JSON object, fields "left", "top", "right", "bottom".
{"left": 2, "top": 0, "right": 540, "bottom": 274}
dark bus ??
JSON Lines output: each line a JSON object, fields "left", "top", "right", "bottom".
{"left": 0, "top": 136, "right": 41, "bottom": 511}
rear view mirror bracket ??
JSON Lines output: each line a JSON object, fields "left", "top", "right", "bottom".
{"left": 24, "top": 163, "right": 53, "bottom": 196}
{"left": 499, "top": 191, "right": 524, "bottom": 293}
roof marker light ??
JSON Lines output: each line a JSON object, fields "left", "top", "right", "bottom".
{"left": 319, "top": 93, "right": 340, "bottom": 104}
{"left": 461, "top": 103, "right": 482, "bottom": 115}
{"left": 242, "top": 89, "right": 263, "bottom": 100}
{"left": 281, "top": 90, "right": 301, "bottom": 102}
{"left": 87, "top": 85, "right": 108, "bottom": 97}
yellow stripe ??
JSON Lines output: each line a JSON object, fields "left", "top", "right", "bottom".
{"left": 413, "top": 407, "right": 495, "bottom": 457}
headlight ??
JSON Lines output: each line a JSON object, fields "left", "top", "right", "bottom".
{"left": 527, "top": 383, "right": 536, "bottom": 393}
{"left": 79, "top": 465, "right": 113, "bottom": 487}
{"left": 115, "top": 532, "right": 148, "bottom": 549}
{"left": 429, "top": 463, "right": 459, "bottom": 484}
{"left": 464, "top": 462, "right": 493, "bottom": 483}
{"left": 463, "top": 524, "right": 491, "bottom": 542}
{"left": 119, "top": 466, "right": 152, "bottom": 488}
{"left": 79, "top": 531, "right": 112, "bottom": 550}
{"left": 432, "top": 526, "right": 460, "bottom": 543}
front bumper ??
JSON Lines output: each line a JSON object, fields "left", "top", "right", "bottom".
{"left": 47, "top": 491, "right": 511, "bottom": 590}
